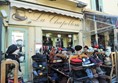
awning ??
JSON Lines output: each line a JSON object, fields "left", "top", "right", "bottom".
{"left": 9, "top": 0, "right": 83, "bottom": 19}
{"left": 82, "top": 9, "right": 118, "bottom": 36}
{"left": 84, "top": 9, "right": 118, "bottom": 25}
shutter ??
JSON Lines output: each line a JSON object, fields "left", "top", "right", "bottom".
{"left": 90, "top": 0, "right": 96, "bottom": 10}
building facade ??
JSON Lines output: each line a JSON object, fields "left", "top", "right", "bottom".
{"left": 0, "top": 0, "right": 84, "bottom": 81}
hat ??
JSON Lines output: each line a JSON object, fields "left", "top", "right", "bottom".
{"left": 85, "top": 68, "right": 93, "bottom": 78}
{"left": 32, "top": 62, "right": 39, "bottom": 68}
{"left": 99, "top": 78, "right": 107, "bottom": 83}
{"left": 58, "top": 47, "right": 62, "bottom": 51}
{"left": 84, "top": 45, "right": 89, "bottom": 49}
{"left": 75, "top": 45, "right": 82, "bottom": 51}
{"left": 88, "top": 47, "right": 94, "bottom": 52}
{"left": 6, "top": 44, "right": 18, "bottom": 54}
{"left": 91, "top": 78, "right": 99, "bottom": 83}
{"left": 62, "top": 48, "right": 67, "bottom": 51}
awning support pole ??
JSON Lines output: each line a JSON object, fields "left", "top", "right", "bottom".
{"left": 94, "top": 16, "right": 98, "bottom": 45}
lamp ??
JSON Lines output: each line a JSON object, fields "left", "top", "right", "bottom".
{"left": 77, "top": 1, "right": 87, "bottom": 8}
{"left": 57, "top": 34, "right": 61, "bottom": 38}
{"left": 68, "top": 0, "right": 87, "bottom": 8}
{"left": 1, "top": 10, "right": 7, "bottom": 18}
{"left": 68, "top": 35, "right": 72, "bottom": 38}
{"left": 46, "top": 34, "right": 50, "bottom": 37}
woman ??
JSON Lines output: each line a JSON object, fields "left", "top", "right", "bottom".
{"left": 5, "top": 44, "right": 21, "bottom": 71}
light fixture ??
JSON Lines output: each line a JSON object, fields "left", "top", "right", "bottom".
{"left": 1, "top": 10, "right": 7, "bottom": 18}
{"left": 68, "top": 35, "right": 72, "bottom": 38}
{"left": 77, "top": 1, "right": 87, "bottom": 8}
{"left": 68, "top": 0, "right": 87, "bottom": 8}
{"left": 57, "top": 34, "right": 61, "bottom": 38}
{"left": 46, "top": 34, "right": 50, "bottom": 37}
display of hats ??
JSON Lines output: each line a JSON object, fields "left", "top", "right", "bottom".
{"left": 32, "top": 44, "right": 114, "bottom": 83}
{"left": 32, "top": 53, "right": 48, "bottom": 83}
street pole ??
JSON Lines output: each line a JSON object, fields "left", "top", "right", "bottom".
{"left": 94, "top": 15, "right": 98, "bottom": 46}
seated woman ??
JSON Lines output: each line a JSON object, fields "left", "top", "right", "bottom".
{"left": 5, "top": 44, "right": 21, "bottom": 72}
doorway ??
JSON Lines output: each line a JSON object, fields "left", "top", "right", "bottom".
{"left": 8, "top": 27, "right": 28, "bottom": 81}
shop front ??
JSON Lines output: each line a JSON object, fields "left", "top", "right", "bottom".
{"left": 6, "top": 0, "right": 83, "bottom": 81}
{"left": 83, "top": 10, "right": 118, "bottom": 51}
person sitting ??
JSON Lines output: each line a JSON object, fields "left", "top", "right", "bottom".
{"left": 5, "top": 44, "right": 21, "bottom": 72}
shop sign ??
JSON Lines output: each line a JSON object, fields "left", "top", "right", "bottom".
{"left": 10, "top": 9, "right": 80, "bottom": 30}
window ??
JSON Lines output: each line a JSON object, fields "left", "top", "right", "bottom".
{"left": 91, "top": 0, "right": 103, "bottom": 12}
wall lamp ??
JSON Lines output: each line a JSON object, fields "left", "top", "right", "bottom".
{"left": 77, "top": 1, "right": 87, "bottom": 8}
{"left": 68, "top": 0, "right": 87, "bottom": 8}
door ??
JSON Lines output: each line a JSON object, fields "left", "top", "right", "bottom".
{"left": 8, "top": 27, "right": 28, "bottom": 81}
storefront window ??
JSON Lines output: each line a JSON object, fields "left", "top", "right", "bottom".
{"left": 43, "top": 32, "right": 76, "bottom": 48}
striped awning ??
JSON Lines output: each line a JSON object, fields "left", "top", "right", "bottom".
{"left": 9, "top": 0, "right": 83, "bottom": 19}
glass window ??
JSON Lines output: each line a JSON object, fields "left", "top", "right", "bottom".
{"left": 11, "top": 31, "right": 25, "bottom": 63}
{"left": 91, "top": 0, "right": 103, "bottom": 11}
